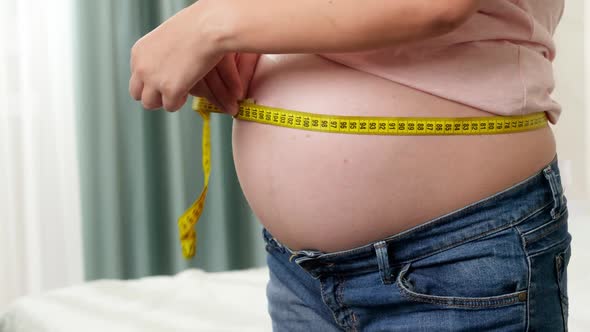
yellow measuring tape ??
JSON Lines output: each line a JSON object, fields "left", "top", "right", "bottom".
{"left": 177, "top": 97, "right": 548, "bottom": 259}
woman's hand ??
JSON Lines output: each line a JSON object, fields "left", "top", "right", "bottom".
{"left": 129, "top": 3, "right": 226, "bottom": 112}
{"left": 190, "top": 52, "right": 260, "bottom": 116}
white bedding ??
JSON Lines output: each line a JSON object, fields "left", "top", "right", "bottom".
{"left": 0, "top": 267, "right": 272, "bottom": 332}
{"left": 1, "top": 202, "right": 588, "bottom": 332}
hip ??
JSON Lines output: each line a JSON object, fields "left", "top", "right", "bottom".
{"left": 262, "top": 155, "right": 571, "bottom": 331}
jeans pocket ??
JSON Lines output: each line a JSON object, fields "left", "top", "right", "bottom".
{"left": 394, "top": 227, "right": 528, "bottom": 310}
{"left": 555, "top": 244, "right": 571, "bottom": 331}
{"left": 396, "top": 263, "right": 528, "bottom": 309}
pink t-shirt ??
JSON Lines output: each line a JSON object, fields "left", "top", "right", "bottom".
{"left": 319, "top": 0, "right": 565, "bottom": 124}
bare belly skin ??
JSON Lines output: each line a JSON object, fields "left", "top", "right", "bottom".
{"left": 232, "top": 54, "right": 556, "bottom": 252}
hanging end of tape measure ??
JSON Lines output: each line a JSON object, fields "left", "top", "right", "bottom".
{"left": 179, "top": 226, "right": 197, "bottom": 259}
{"left": 181, "top": 239, "right": 196, "bottom": 259}
{"left": 178, "top": 214, "right": 198, "bottom": 259}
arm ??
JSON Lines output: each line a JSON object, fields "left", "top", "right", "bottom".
{"left": 201, "top": 0, "right": 480, "bottom": 54}
{"left": 130, "top": 0, "right": 479, "bottom": 112}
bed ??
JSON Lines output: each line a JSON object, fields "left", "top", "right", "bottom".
{"left": 1, "top": 201, "right": 588, "bottom": 332}
{"left": 0, "top": 267, "right": 272, "bottom": 332}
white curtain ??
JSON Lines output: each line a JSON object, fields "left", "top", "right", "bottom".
{"left": 0, "top": 0, "right": 83, "bottom": 310}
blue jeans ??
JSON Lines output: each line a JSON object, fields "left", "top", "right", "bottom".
{"left": 262, "top": 155, "right": 571, "bottom": 331}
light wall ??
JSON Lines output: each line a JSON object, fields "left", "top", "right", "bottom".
{"left": 552, "top": 0, "right": 589, "bottom": 201}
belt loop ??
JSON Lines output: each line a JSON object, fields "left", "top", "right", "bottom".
{"left": 374, "top": 241, "right": 393, "bottom": 285}
{"left": 543, "top": 164, "right": 564, "bottom": 219}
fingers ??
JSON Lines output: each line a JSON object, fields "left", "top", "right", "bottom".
{"left": 190, "top": 80, "right": 224, "bottom": 113}
{"left": 163, "top": 93, "right": 188, "bottom": 112}
{"left": 130, "top": 52, "right": 246, "bottom": 114}
{"left": 216, "top": 53, "right": 243, "bottom": 99}
{"left": 141, "top": 87, "right": 163, "bottom": 110}
{"left": 204, "top": 68, "right": 239, "bottom": 116}
{"left": 131, "top": 75, "right": 187, "bottom": 112}
{"left": 129, "top": 75, "right": 144, "bottom": 101}
{"left": 236, "top": 53, "right": 260, "bottom": 98}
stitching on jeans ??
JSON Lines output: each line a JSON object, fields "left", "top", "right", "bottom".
{"left": 512, "top": 224, "right": 532, "bottom": 331}
{"left": 375, "top": 242, "right": 393, "bottom": 285}
{"left": 555, "top": 249, "right": 569, "bottom": 331}
{"left": 336, "top": 276, "right": 358, "bottom": 331}
{"left": 510, "top": 201, "right": 553, "bottom": 228}
{"left": 320, "top": 278, "right": 345, "bottom": 329}
{"left": 524, "top": 255, "right": 532, "bottom": 330}
{"left": 522, "top": 203, "right": 567, "bottom": 236}
{"left": 390, "top": 223, "right": 514, "bottom": 269}
{"left": 395, "top": 264, "right": 527, "bottom": 309}
{"left": 545, "top": 172, "right": 563, "bottom": 220}
{"left": 389, "top": 201, "right": 554, "bottom": 269}
{"left": 527, "top": 237, "right": 570, "bottom": 259}
{"left": 523, "top": 214, "right": 568, "bottom": 247}
{"left": 396, "top": 284, "right": 525, "bottom": 308}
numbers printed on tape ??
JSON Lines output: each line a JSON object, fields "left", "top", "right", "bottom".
{"left": 178, "top": 97, "right": 549, "bottom": 259}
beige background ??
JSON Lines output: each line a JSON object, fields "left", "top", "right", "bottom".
{"left": 552, "top": 0, "right": 589, "bottom": 201}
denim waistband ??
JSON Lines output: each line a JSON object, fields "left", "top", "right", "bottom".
{"left": 262, "top": 154, "right": 565, "bottom": 278}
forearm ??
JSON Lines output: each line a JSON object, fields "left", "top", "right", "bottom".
{"left": 197, "top": 0, "right": 479, "bottom": 54}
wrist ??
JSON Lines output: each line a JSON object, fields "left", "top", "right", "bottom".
{"left": 191, "top": 0, "right": 238, "bottom": 55}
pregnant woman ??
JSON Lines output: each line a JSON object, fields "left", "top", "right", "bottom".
{"left": 129, "top": 0, "right": 571, "bottom": 330}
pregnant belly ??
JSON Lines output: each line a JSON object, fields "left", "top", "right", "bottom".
{"left": 232, "top": 54, "right": 556, "bottom": 252}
